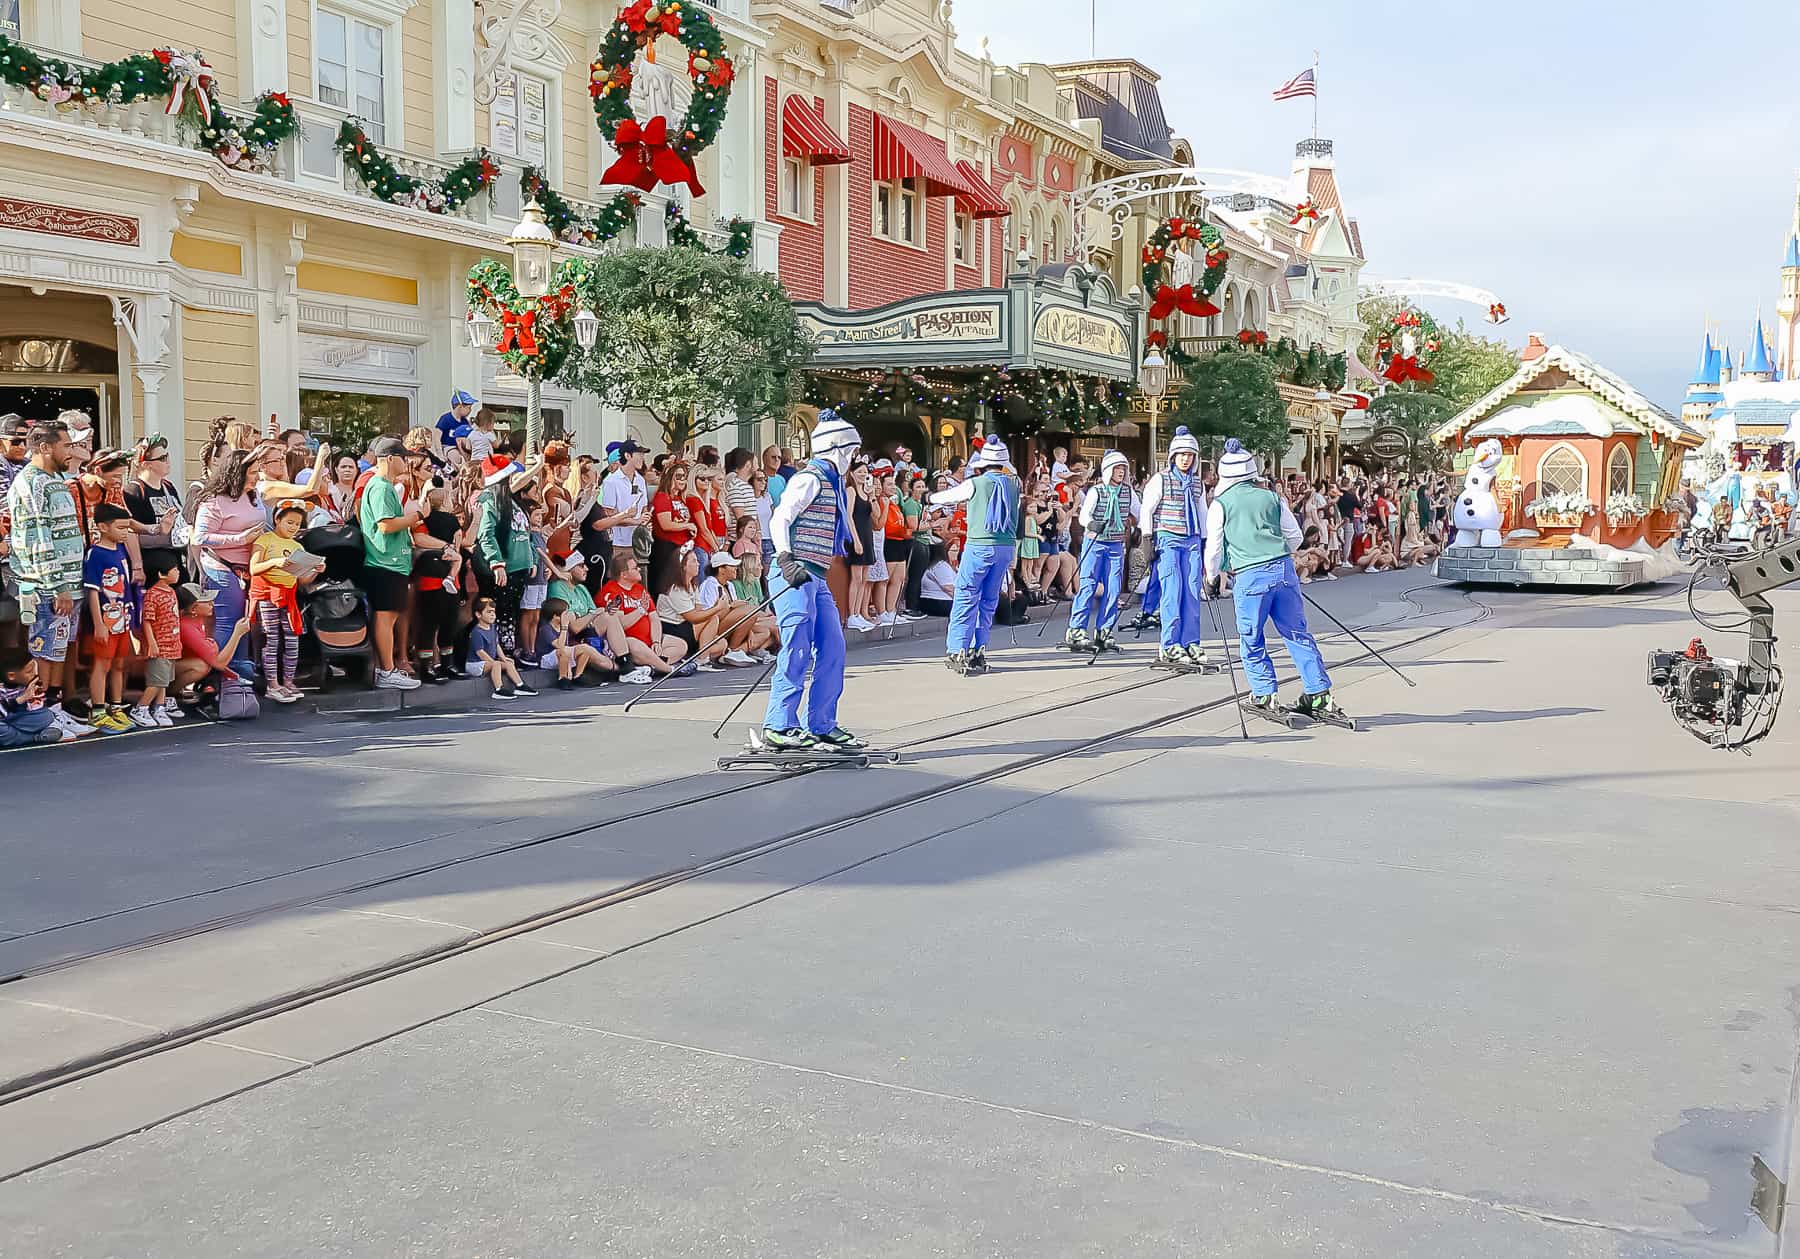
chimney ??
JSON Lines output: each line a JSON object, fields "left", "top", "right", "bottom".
{"left": 1519, "top": 333, "right": 1548, "bottom": 363}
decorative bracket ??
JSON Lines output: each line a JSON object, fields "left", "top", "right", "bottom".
{"left": 474, "top": 0, "right": 568, "bottom": 105}
{"left": 1068, "top": 167, "right": 1212, "bottom": 268}
{"left": 109, "top": 293, "right": 172, "bottom": 367}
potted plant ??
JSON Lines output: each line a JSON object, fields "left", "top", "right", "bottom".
{"left": 1525, "top": 492, "right": 1595, "bottom": 529}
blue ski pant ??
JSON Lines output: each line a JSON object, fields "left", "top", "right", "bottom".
{"left": 1233, "top": 555, "right": 1331, "bottom": 697}
{"left": 1157, "top": 534, "right": 1205, "bottom": 650}
{"left": 1070, "top": 539, "right": 1125, "bottom": 635}
{"left": 947, "top": 542, "right": 1015, "bottom": 653}
{"left": 764, "top": 569, "right": 845, "bottom": 735}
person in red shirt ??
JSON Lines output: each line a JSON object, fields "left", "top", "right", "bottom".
{"left": 597, "top": 552, "right": 689, "bottom": 677}
{"left": 174, "top": 582, "right": 253, "bottom": 704}
{"left": 685, "top": 464, "right": 730, "bottom": 567}
{"left": 649, "top": 461, "right": 698, "bottom": 595}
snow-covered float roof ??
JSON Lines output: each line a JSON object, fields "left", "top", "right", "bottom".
{"left": 1467, "top": 393, "right": 1619, "bottom": 439}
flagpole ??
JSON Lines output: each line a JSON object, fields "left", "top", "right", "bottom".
{"left": 1312, "top": 51, "right": 1319, "bottom": 139}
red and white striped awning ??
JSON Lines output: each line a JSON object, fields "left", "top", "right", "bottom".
{"left": 952, "top": 161, "right": 1009, "bottom": 220}
{"left": 782, "top": 95, "right": 850, "bottom": 166}
{"left": 871, "top": 115, "right": 976, "bottom": 198}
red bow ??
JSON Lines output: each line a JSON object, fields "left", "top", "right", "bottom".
{"left": 1146, "top": 331, "right": 1169, "bottom": 350}
{"left": 601, "top": 116, "right": 705, "bottom": 197}
{"left": 1148, "top": 284, "right": 1222, "bottom": 322}
{"left": 497, "top": 308, "right": 540, "bottom": 357}
{"left": 1487, "top": 302, "right": 1508, "bottom": 324}
{"left": 1288, "top": 199, "right": 1319, "bottom": 226}
{"left": 1382, "top": 355, "right": 1435, "bottom": 387}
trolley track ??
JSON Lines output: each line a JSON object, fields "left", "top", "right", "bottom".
{"left": 0, "top": 606, "right": 1484, "bottom": 1113}
{"left": 0, "top": 586, "right": 1490, "bottom": 983}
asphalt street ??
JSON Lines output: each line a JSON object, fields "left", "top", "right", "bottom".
{"left": 3, "top": 569, "right": 1798, "bottom": 1257}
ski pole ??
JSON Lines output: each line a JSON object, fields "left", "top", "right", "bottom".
{"left": 1298, "top": 589, "right": 1417, "bottom": 688}
{"left": 1204, "top": 584, "right": 1250, "bottom": 741}
{"left": 711, "top": 656, "right": 781, "bottom": 740}
{"left": 624, "top": 586, "right": 782, "bottom": 714}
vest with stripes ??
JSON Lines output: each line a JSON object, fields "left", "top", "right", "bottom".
{"left": 789, "top": 460, "right": 846, "bottom": 572}
{"left": 1088, "top": 484, "right": 1131, "bottom": 544}
{"left": 1154, "top": 473, "right": 1203, "bottom": 538}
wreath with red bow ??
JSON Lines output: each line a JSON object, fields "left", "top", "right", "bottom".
{"left": 1139, "top": 217, "right": 1228, "bottom": 337}
{"left": 1374, "top": 306, "right": 1441, "bottom": 388}
{"left": 467, "top": 258, "right": 596, "bottom": 379}
{"left": 590, "top": 0, "right": 734, "bottom": 197}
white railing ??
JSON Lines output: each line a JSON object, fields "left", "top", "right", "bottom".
{"left": 0, "top": 50, "right": 184, "bottom": 146}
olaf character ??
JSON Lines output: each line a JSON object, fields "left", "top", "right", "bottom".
{"left": 1453, "top": 438, "right": 1504, "bottom": 548}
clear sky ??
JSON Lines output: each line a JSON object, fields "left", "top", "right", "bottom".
{"left": 952, "top": 0, "right": 1800, "bottom": 411}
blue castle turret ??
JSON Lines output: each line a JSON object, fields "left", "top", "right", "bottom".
{"left": 1742, "top": 313, "right": 1776, "bottom": 381}
{"left": 1682, "top": 329, "right": 1724, "bottom": 429}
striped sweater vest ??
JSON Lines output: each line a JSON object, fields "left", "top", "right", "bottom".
{"left": 1088, "top": 484, "right": 1131, "bottom": 544}
{"left": 789, "top": 460, "right": 845, "bottom": 572}
{"left": 1154, "top": 475, "right": 1203, "bottom": 538}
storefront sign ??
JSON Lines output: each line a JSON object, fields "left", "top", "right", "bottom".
{"left": 1368, "top": 425, "right": 1413, "bottom": 460}
{"left": 804, "top": 304, "right": 1001, "bottom": 348}
{"left": 298, "top": 333, "right": 418, "bottom": 383}
{"left": 1032, "top": 307, "right": 1128, "bottom": 359}
{"left": 0, "top": 197, "right": 139, "bottom": 246}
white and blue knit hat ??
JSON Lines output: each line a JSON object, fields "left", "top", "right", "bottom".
{"left": 1215, "top": 437, "right": 1259, "bottom": 492}
{"left": 809, "top": 408, "right": 861, "bottom": 458}
{"left": 976, "top": 435, "right": 1012, "bottom": 468}
{"left": 1100, "top": 450, "right": 1130, "bottom": 478}
{"left": 1168, "top": 425, "right": 1200, "bottom": 461}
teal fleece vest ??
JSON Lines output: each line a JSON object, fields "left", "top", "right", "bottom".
{"left": 1215, "top": 482, "right": 1289, "bottom": 573}
{"left": 966, "top": 474, "right": 1020, "bottom": 546}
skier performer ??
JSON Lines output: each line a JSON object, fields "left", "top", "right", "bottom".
{"left": 1138, "top": 425, "right": 1212, "bottom": 670}
{"left": 1067, "top": 450, "right": 1139, "bottom": 652}
{"left": 929, "top": 436, "right": 1020, "bottom": 676}
{"left": 1204, "top": 438, "right": 1347, "bottom": 724}
{"left": 762, "top": 409, "right": 866, "bottom": 751}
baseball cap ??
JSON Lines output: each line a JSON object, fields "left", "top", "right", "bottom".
{"left": 617, "top": 439, "right": 646, "bottom": 455}
{"left": 709, "top": 550, "right": 739, "bottom": 569}
{"left": 450, "top": 390, "right": 478, "bottom": 407}
{"left": 0, "top": 413, "right": 25, "bottom": 438}
{"left": 870, "top": 459, "right": 894, "bottom": 475}
{"left": 176, "top": 582, "right": 218, "bottom": 608}
{"left": 369, "top": 436, "right": 406, "bottom": 458}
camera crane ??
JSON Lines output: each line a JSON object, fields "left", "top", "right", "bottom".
{"left": 1649, "top": 536, "right": 1800, "bottom": 750}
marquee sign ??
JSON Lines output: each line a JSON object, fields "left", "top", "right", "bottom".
{"left": 1032, "top": 306, "right": 1128, "bottom": 359}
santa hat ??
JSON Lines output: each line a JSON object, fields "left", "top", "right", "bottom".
{"left": 1168, "top": 425, "right": 1200, "bottom": 462}
{"left": 482, "top": 455, "right": 514, "bottom": 487}
{"left": 1100, "top": 450, "right": 1130, "bottom": 478}
{"left": 976, "top": 435, "right": 1012, "bottom": 468}
{"left": 1214, "top": 438, "right": 1259, "bottom": 493}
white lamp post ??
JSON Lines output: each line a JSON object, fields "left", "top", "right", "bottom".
{"left": 1140, "top": 347, "right": 1168, "bottom": 468}
{"left": 508, "top": 199, "right": 558, "bottom": 454}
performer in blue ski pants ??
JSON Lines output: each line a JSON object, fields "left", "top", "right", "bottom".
{"left": 947, "top": 542, "right": 1016, "bottom": 653}
{"left": 1232, "top": 555, "right": 1331, "bottom": 697}
{"left": 764, "top": 568, "right": 846, "bottom": 736}
{"left": 1070, "top": 539, "right": 1126, "bottom": 636}
{"left": 1138, "top": 547, "right": 1161, "bottom": 620}
{"left": 1157, "top": 536, "right": 1205, "bottom": 650}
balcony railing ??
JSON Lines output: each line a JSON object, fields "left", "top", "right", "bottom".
{"left": 0, "top": 51, "right": 185, "bottom": 146}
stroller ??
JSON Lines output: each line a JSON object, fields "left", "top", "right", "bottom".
{"left": 299, "top": 523, "right": 375, "bottom": 689}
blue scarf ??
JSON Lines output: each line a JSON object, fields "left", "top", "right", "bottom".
{"left": 809, "top": 458, "right": 854, "bottom": 555}
{"left": 984, "top": 472, "right": 1015, "bottom": 536}
{"left": 1097, "top": 482, "right": 1127, "bottom": 536}
{"left": 1168, "top": 465, "right": 1204, "bottom": 535}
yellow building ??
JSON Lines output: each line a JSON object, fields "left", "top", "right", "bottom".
{"left": 0, "top": 0, "right": 770, "bottom": 479}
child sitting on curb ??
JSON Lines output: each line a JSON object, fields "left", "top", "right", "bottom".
{"left": 467, "top": 595, "right": 536, "bottom": 700}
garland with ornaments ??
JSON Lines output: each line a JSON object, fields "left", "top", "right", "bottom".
{"left": 1140, "top": 216, "right": 1228, "bottom": 338}
{"left": 0, "top": 34, "right": 298, "bottom": 170}
{"left": 1373, "top": 306, "right": 1440, "bottom": 388}
{"left": 806, "top": 369, "right": 1132, "bottom": 437}
{"left": 589, "top": 0, "right": 734, "bottom": 197}
{"left": 466, "top": 257, "right": 597, "bottom": 380}
{"left": 519, "top": 169, "right": 750, "bottom": 259}
{"left": 335, "top": 118, "right": 501, "bottom": 213}
{"left": 1149, "top": 329, "right": 1347, "bottom": 393}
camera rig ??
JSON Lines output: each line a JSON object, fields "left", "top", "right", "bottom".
{"left": 1648, "top": 536, "right": 1798, "bottom": 751}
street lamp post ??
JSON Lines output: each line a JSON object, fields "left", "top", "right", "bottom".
{"left": 1139, "top": 347, "right": 1168, "bottom": 469}
{"left": 467, "top": 200, "right": 600, "bottom": 458}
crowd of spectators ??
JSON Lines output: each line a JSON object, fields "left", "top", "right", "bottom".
{"left": 0, "top": 400, "right": 1456, "bottom": 749}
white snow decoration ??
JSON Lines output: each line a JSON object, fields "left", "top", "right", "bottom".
{"left": 1453, "top": 438, "right": 1504, "bottom": 547}
{"left": 1564, "top": 535, "right": 1685, "bottom": 581}
{"left": 1468, "top": 394, "right": 1617, "bottom": 439}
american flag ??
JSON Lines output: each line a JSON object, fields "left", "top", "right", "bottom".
{"left": 1272, "top": 68, "right": 1316, "bottom": 101}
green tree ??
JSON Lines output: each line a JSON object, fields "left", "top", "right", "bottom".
{"left": 1425, "top": 324, "right": 1517, "bottom": 410}
{"left": 1362, "top": 391, "right": 1456, "bottom": 473}
{"left": 558, "top": 246, "right": 814, "bottom": 452}
{"left": 1173, "top": 348, "right": 1289, "bottom": 460}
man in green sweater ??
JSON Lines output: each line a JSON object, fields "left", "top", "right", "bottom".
{"left": 1204, "top": 438, "right": 1343, "bottom": 720}
{"left": 360, "top": 436, "right": 424, "bottom": 690}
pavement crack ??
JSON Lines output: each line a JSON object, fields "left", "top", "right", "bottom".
{"left": 473, "top": 1005, "right": 1749, "bottom": 1254}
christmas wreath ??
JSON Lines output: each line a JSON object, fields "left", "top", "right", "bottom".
{"left": 337, "top": 119, "right": 501, "bottom": 213}
{"left": 1140, "top": 216, "right": 1228, "bottom": 328}
{"left": 589, "top": 0, "right": 734, "bottom": 197}
{"left": 1374, "top": 306, "right": 1440, "bottom": 387}
{"left": 467, "top": 257, "right": 595, "bottom": 379}
{"left": 0, "top": 34, "right": 298, "bottom": 169}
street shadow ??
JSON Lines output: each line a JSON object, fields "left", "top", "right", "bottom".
{"left": 1359, "top": 707, "right": 1602, "bottom": 729}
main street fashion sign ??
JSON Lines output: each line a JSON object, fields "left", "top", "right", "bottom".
{"left": 802, "top": 303, "right": 1002, "bottom": 349}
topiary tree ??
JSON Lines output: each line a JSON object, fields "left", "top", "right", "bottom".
{"left": 557, "top": 246, "right": 814, "bottom": 452}
{"left": 1172, "top": 348, "right": 1290, "bottom": 461}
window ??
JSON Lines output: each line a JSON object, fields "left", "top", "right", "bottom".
{"left": 780, "top": 157, "right": 813, "bottom": 221}
{"left": 0, "top": 0, "right": 19, "bottom": 40}
{"left": 1538, "top": 444, "right": 1588, "bottom": 498}
{"left": 491, "top": 70, "right": 551, "bottom": 169}
{"left": 873, "top": 179, "right": 921, "bottom": 245}
{"left": 1606, "top": 444, "right": 1633, "bottom": 497}
{"left": 1047, "top": 219, "right": 1060, "bottom": 263}
{"left": 317, "top": 7, "right": 388, "bottom": 142}
{"left": 954, "top": 213, "right": 973, "bottom": 265}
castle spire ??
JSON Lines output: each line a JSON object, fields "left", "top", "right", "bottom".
{"left": 1742, "top": 310, "right": 1775, "bottom": 379}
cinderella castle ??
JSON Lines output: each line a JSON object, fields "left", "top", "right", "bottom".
{"left": 1681, "top": 183, "right": 1800, "bottom": 485}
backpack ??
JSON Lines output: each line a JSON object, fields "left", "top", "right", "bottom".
{"left": 219, "top": 677, "right": 260, "bottom": 720}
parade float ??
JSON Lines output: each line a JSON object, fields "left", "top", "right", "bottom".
{"left": 1689, "top": 379, "right": 1800, "bottom": 539}
{"left": 1429, "top": 339, "right": 1701, "bottom": 588}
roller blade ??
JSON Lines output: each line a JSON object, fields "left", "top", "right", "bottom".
{"left": 1151, "top": 655, "right": 1220, "bottom": 675}
{"left": 1241, "top": 699, "right": 1307, "bottom": 730}
{"left": 718, "top": 750, "right": 872, "bottom": 772}
{"left": 1292, "top": 696, "right": 1360, "bottom": 732}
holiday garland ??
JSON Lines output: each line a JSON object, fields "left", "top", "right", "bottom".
{"left": 589, "top": 0, "right": 734, "bottom": 197}
{"left": 467, "top": 257, "right": 596, "bottom": 379}
{"left": 664, "top": 201, "right": 753, "bottom": 260}
{"left": 336, "top": 118, "right": 501, "bottom": 213}
{"left": 522, "top": 167, "right": 641, "bottom": 245}
{"left": 806, "top": 369, "right": 1131, "bottom": 437}
{"left": 0, "top": 33, "right": 298, "bottom": 169}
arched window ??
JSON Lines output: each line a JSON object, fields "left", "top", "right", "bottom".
{"left": 1047, "top": 218, "right": 1060, "bottom": 263}
{"left": 1538, "top": 443, "right": 1589, "bottom": 498}
{"left": 1606, "top": 444, "right": 1633, "bottom": 497}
